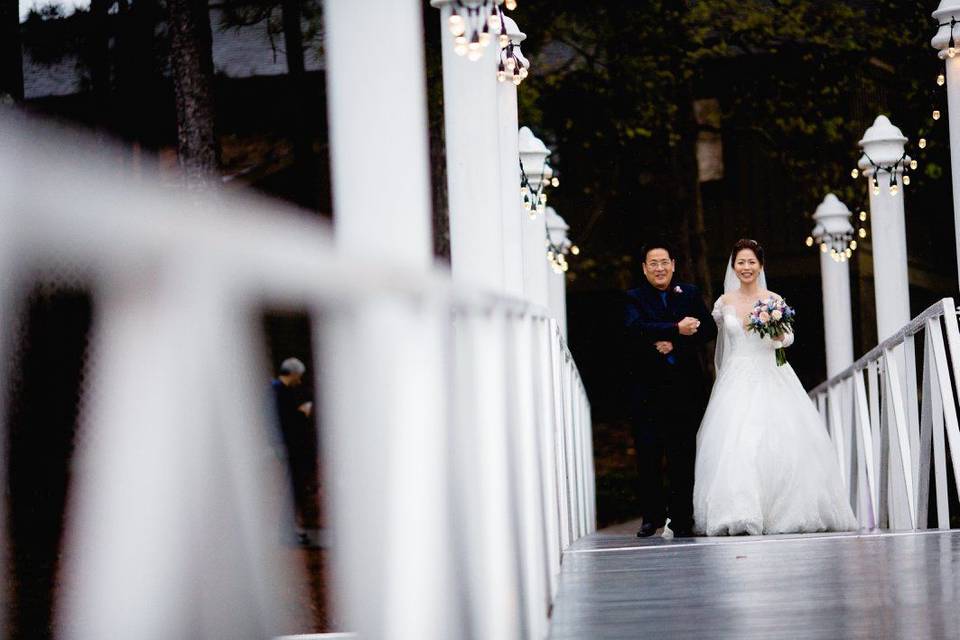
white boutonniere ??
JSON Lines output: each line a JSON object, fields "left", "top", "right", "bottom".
{"left": 673, "top": 285, "right": 683, "bottom": 294}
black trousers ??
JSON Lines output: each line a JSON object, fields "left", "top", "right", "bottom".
{"left": 631, "top": 378, "right": 704, "bottom": 531}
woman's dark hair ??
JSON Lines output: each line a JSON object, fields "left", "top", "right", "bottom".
{"left": 640, "top": 240, "right": 677, "bottom": 263}
{"left": 730, "top": 239, "right": 764, "bottom": 267}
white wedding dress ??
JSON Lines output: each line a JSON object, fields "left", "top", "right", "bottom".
{"left": 692, "top": 297, "right": 858, "bottom": 536}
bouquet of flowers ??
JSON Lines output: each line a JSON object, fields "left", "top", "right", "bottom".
{"left": 746, "top": 296, "right": 796, "bottom": 366}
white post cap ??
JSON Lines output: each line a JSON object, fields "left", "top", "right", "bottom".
{"left": 501, "top": 15, "right": 526, "bottom": 44}
{"left": 857, "top": 115, "right": 908, "bottom": 172}
{"left": 519, "top": 126, "right": 550, "bottom": 189}
{"left": 546, "top": 206, "right": 570, "bottom": 245}
{"left": 811, "top": 193, "right": 854, "bottom": 239}
{"left": 931, "top": 1, "right": 960, "bottom": 52}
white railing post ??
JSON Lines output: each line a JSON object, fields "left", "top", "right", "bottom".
{"left": 858, "top": 115, "right": 912, "bottom": 343}
{"left": 546, "top": 206, "right": 570, "bottom": 337}
{"left": 519, "top": 126, "right": 551, "bottom": 307}
{"left": 323, "top": 2, "right": 457, "bottom": 636}
{"left": 811, "top": 193, "right": 856, "bottom": 377}
{"left": 325, "top": 0, "right": 434, "bottom": 267}
{"left": 932, "top": 1, "right": 960, "bottom": 283}
{"left": 432, "top": 0, "right": 506, "bottom": 292}
{"left": 498, "top": 16, "right": 529, "bottom": 298}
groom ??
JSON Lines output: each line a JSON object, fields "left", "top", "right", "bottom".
{"left": 625, "top": 241, "right": 716, "bottom": 537}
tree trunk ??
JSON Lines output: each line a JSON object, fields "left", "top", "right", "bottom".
{"left": 0, "top": 0, "right": 23, "bottom": 103}
{"left": 280, "top": 0, "right": 318, "bottom": 210}
{"left": 167, "top": 0, "right": 220, "bottom": 191}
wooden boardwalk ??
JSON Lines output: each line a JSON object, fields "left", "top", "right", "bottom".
{"left": 548, "top": 521, "right": 960, "bottom": 639}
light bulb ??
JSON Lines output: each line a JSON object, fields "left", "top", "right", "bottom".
{"left": 934, "top": 109, "right": 941, "bottom": 120}
{"left": 506, "top": 57, "right": 516, "bottom": 71}
{"left": 873, "top": 186, "right": 880, "bottom": 196}
{"left": 488, "top": 14, "right": 500, "bottom": 30}
{"left": 851, "top": 168, "right": 859, "bottom": 179}
{"left": 449, "top": 14, "right": 465, "bottom": 37}
{"left": 845, "top": 248, "right": 853, "bottom": 258}
{"left": 889, "top": 184, "right": 899, "bottom": 196}
{"left": 499, "top": 33, "right": 510, "bottom": 48}
{"left": 505, "top": 0, "right": 517, "bottom": 9}
{"left": 539, "top": 193, "right": 547, "bottom": 203}
{"left": 805, "top": 236, "right": 814, "bottom": 247}
{"left": 551, "top": 177, "right": 560, "bottom": 187}
{"left": 519, "top": 66, "right": 529, "bottom": 79}
{"left": 498, "top": 69, "right": 507, "bottom": 82}
{"left": 520, "top": 185, "right": 528, "bottom": 196}
{"left": 562, "top": 262, "right": 569, "bottom": 272}
{"left": 830, "top": 249, "right": 838, "bottom": 257}
{"left": 910, "top": 159, "right": 918, "bottom": 170}
{"left": 820, "top": 243, "right": 828, "bottom": 253}
{"left": 859, "top": 211, "right": 867, "bottom": 221}
{"left": 528, "top": 211, "right": 536, "bottom": 220}
{"left": 523, "top": 200, "right": 532, "bottom": 211}
{"left": 479, "top": 32, "right": 492, "bottom": 48}
{"left": 468, "top": 48, "right": 482, "bottom": 61}
{"left": 903, "top": 175, "right": 911, "bottom": 185}
{"left": 512, "top": 72, "right": 522, "bottom": 85}
{"left": 571, "top": 245, "right": 580, "bottom": 255}
{"left": 919, "top": 138, "right": 927, "bottom": 149}
{"left": 454, "top": 35, "right": 468, "bottom": 56}
{"left": 939, "top": 73, "right": 946, "bottom": 86}
{"left": 537, "top": 202, "right": 545, "bottom": 214}
{"left": 547, "top": 251, "right": 555, "bottom": 261}
{"left": 850, "top": 240, "right": 858, "bottom": 250}
{"left": 859, "top": 228, "right": 867, "bottom": 238}
{"left": 949, "top": 47, "right": 956, "bottom": 58}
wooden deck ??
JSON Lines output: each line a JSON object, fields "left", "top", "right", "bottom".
{"left": 548, "top": 520, "right": 960, "bottom": 639}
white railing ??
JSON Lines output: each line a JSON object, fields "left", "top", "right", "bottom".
{"left": 809, "top": 297, "right": 960, "bottom": 531}
{"left": 0, "top": 119, "right": 593, "bottom": 639}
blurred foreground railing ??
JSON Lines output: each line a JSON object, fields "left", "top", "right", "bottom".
{"left": 0, "top": 120, "right": 593, "bottom": 639}
{"left": 809, "top": 298, "right": 960, "bottom": 531}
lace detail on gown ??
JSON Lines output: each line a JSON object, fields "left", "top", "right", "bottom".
{"left": 693, "top": 300, "right": 857, "bottom": 536}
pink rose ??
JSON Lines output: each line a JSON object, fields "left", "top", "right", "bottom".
{"left": 771, "top": 309, "right": 782, "bottom": 321}
{"left": 759, "top": 311, "right": 771, "bottom": 323}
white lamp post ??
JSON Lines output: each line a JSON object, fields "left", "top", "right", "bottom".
{"left": 546, "top": 206, "right": 570, "bottom": 338}
{"left": 519, "top": 126, "right": 550, "bottom": 308}
{"left": 497, "top": 16, "right": 529, "bottom": 298}
{"left": 811, "top": 193, "right": 856, "bottom": 377}
{"left": 932, "top": 1, "right": 960, "bottom": 282}
{"left": 432, "top": 0, "right": 505, "bottom": 292}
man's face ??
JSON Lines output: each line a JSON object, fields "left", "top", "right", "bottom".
{"left": 642, "top": 248, "right": 674, "bottom": 290}
{"left": 283, "top": 372, "right": 303, "bottom": 387}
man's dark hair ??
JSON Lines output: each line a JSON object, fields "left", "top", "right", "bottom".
{"left": 640, "top": 240, "right": 676, "bottom": 263}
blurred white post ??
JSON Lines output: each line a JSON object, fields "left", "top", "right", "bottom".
{"left": 858, "top": 116, "right": 911, "bottom": 343}
{"left": 498, "top": 17, "right": 529, "bottom": 298}
{"left": 325, "top": 0, "right": 433, "bottom": 267}
{"left": 323, "top": 1, "right": 456, "bottom": 636}
{"left": 432, "top": 0, "right": 505, "bottom": 291}
{"left": 857, "top": 114, "right": 916, "bottom": 530}
{"left": 811, "top": 194, "right": 855, "bottom": 377}
{"left": 546, "top": 206, "right": 570, "bottom": 338}
{"left": 519, "top": 127, "right": 550, "bottom": 307}
{"left": 932, "top": 1, "right": 960, "bottom": 282}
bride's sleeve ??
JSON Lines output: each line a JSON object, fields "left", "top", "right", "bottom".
{"left": 711, "top": 297, "right": 724, "bottom": 324}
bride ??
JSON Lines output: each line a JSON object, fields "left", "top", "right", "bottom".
{"left": 693, "top": 239, "right": 858, "bottom": 536}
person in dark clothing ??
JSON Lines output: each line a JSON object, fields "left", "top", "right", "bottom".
{"left": 625, "top": 242, "right": 717, "bottom": 538}
{"left": 270, "top": 357, "right": 317, "bottom": 546}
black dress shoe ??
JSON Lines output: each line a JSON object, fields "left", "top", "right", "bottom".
{"left": 671, "top": 527, "right": 695, "bottom": 538}
{"left": 636, "top": 521, "right": 663, "bottom": 538}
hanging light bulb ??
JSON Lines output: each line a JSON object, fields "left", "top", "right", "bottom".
{"left": 934, "top": 109, "right": 942, "bottom": 120}
{"left": 820, "top": 243, "right": 828, "bottom": 253}
{"left": 497, "top": 62, "right": 507, "bottom": 82}
{"left": 919, "top": 138, "right": 927, "bottom": 149}
{"left": 523, "top": 199, "right": 532, "bottom": 212}
{"left": 528, "top": 211, "right": 536, "bottom": 220}
{"left": 859, "top": 211, "right": 867, "bottom": 221}
{"left": 562, "top": 262, "right": 570, "bottom": 272}
{"left": 949, "top": 47, "right": 957, "bottom": 58}
{"left": 519, "top": 66, "right": 529, "bottom": 80}
{"left": 512, "top": 69, "right": 522, "bottom": 85}
{"left": 449, "top": 13, "right": 466, "bottom": 37}
{"left": 551, "top": 176, "right": 560, "bottom": 187}
{"left": 805, "top": 236, "right": 814, "bottom": 247}
{"left": 505, "top": 0, "right": 517, "bottom": 9}
{"left": 520, "top": 185, "right": 528, "bottom": 196}
{"left": 536, "top": 202, "right": 546, "bottom": 214}
{"left": 487, "top": 13, "right": 500, "bottom": 31}
{"left": 859, "top": 228, "right": 867, "bottom": 238}
{"left": 873, "top": 185, "right": 880, "bottom": 196}
{"left": 845, "top": 248, "right": 853, "bottom": 258}
{"left": 910, "top": 159, "right": 918, "bottom": 170}
{"left": 454, "top": 35, "right": 469, "bottom": 56}
{"left": 938, "top": 73, "right": 946, "bottom": 86}
{"left": 506, "top": 56, "right": 516, "bottom": 71}
{"left": 850, "top": 240, "right": 858, "bottom": 250}
{"left": 547, "top": 250, "right": 555, "bottom": 261}
{"left": 851, "top": 168, "right": 859, "bottom": 179}
{"left": 499, "top": 33, "right": 510, "bottom": 48}
{"left": 889, "top": 174, "right": 898, "bottom": 196}
{"left": 571, "top": 245, "right": 580, "bottom": 255}
{"left": 903, "top": 174, "right": 911, "bottom": 186}
{"left": 539, "top": 193, "right": 547, "bottom": 204}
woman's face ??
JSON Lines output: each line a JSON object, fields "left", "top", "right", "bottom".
{"left": 734, "top": 249, "right": 762, "bottom": 285}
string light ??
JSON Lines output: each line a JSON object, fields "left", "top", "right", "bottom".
{"left": 448, "top": 0, "right": 499, "bottom": 61}
{"left": 495, "top": 9, "right": 529, "bottom": 85}
{"left": 519, "top": 156, "right": 557, "bottom": 219}
{"left": 938, "top": 73, "right": 946, "bottom": 86}
{"left": 850, "top": 168, "right": 859, "bottom": 179}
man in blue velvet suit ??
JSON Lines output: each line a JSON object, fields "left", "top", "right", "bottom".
{"left": 625, "top": 241, "right": 717, "bottom": 538}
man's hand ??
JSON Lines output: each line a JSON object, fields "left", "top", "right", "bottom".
{"left": 678, "top": 316, "right": 701, "bottom": 336}
{"left": 298, "top": 401, "right": 313, "bottom": 418}
{"left": 654, "top": 341, "right": 674, "bottom": 355}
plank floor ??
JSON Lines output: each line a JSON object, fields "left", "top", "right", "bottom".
{"left": 548, "top": 521, "right": 960, "bottom": 639}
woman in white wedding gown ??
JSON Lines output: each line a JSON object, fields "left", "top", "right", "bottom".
{"left": 693, "top": 239, "right": 858, "bottom": 536}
